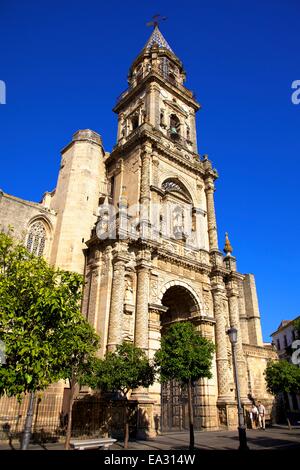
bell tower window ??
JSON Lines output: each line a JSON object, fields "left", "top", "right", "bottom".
{"left": 169, "top": 114, "right": 181, "bottom": 139}
{"left": 169, "top": 72, "right": 176, "bottom": 85}
{"left": 131, "top": 115, "right": 139, "bottom": 131}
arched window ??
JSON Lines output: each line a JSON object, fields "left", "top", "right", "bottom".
{"left": 26, "top": 221, "right": 46, "bottom": 256}
{"left": 162, "top": 178, "right": 192, "bottom": 202}
{"left": 169, "top": 114, "right": 181, "bottom": 139}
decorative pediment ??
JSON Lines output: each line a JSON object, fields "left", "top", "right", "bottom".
{"left": 128, "top": 98, "right": 144, "bottom": 117}
{"left": 163, "top": 99, "right": 188, "bottom": 118}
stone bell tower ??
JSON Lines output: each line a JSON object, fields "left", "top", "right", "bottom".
{"left": 83, "top": 25, "right": 276, "bottom": 434}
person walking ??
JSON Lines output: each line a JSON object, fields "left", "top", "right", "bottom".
{"left": 257, "top": 401, "right": 266, "bottom": 430}
{"left": 250, "top": 404, "right": 258, "bottom": 429}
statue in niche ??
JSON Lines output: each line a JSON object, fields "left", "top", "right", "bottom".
{"left": 119, "top": 113, "right": 127, "bottom": 138}
{"left": 124, "top": 276, "right": 134, "bottom": 305}
{"left": 186, "top": 124, "right": 191, "bottom": 143}
{"left": 102, "top": 211, "right": 109, "bottom": 232}
{"left": 173, "top": 206, "right": 184, "bottom": 238}
{"left": 141, "top": 108, "right": 146, "bottom": 124}
{"left": 96, "top": 211, "right": 109, "bottom": 240}
{"left": 160, "top": 109, "right": 167, "bottom": 128}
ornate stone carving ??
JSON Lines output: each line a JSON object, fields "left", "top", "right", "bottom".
{"left": 202, "top": 289, "right": 212, "bottom": 316}
{"left": 211, "top": 279, "right": 231, "bottom": 400}
{"left": 150, "top": 276, "right": 159, "bottom": 303}
{"left": 226, "top": 278, "right": 249, "bottom": 400}
{"left": 124, "top": 275, "right": 134, "bottom": 304}
{"left": 134, "top": 257, "right": 151, "bottom": 350}
{"left": 204, "top": 177, "right": 219, "bottom": 250}
{"left": 107, "top": 254, "right": 128, "bottom": 351}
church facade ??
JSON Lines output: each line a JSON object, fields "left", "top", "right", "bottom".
{"left": 0, "top": 26, "right": 276, "bottom": 433}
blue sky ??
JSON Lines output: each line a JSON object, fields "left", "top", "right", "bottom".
{"left": 0, "top": 0, "right": 299, "bottom": 341}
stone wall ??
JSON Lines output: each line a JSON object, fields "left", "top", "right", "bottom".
{"left": 0, "top": 191, "right": 57, "bottom": 261}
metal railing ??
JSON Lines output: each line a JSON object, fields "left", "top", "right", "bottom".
{"left": 0, "top": 394, "right": 139, "bottom": 443}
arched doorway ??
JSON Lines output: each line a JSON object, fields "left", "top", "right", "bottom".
{"left": 160, "top": 284, "right": 203, "bottom": 432}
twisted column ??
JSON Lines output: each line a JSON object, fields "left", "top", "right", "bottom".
{"left": 211, "top": 278, "right": 230, "bottom": 401}
{"left": 227, "top": 279, "right": 249, "bottom": 401}
{"left": 107, "top": 257, "right": 126, "bottom": 352}
{"left": 131, "top": 255, "right": 151, "bottom": 401}
{"left": 134, "top": 261, "right": 151, "bottom": 351}
{"left": 205, "top": 178, "right": 219, "bottom": 250}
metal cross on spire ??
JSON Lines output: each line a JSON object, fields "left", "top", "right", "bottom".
{"left": 146, "top": 14, "right": 167, "bottom": 29}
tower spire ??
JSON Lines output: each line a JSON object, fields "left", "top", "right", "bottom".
{"left": 144, "top": 15, "right": 173, "bottom": 53}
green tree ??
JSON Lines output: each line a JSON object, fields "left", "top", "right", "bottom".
{"left": 293, "top": 318, "right": 300, "bottom": 338}
{"left": 265, "top": 360, "right": 300, "bottom": 395}
{"left": 154, "top": 322, "right": 215, "bottom": 450}
{"left": 95, "top": 341, "right": 155, "bottom": 449}
{"left": 0, "top": 231, "right": 100, "bottom": 449}
{"left": 56, "top": 318, "right": 100, "bottom": 450}
{"left": 265, "top": 360, "right": 300, "bottom": 426}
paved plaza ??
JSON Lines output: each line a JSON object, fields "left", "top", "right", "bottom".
{"left": 0, "top": 426, "right": 299, "bottom": 451}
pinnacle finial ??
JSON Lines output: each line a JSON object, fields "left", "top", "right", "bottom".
{"left": 223, "top": 232, "right": 233, "bottom": 256}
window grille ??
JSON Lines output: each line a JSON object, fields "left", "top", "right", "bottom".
{"left": 26, "top": 221, "right": 46, "bottom": 256}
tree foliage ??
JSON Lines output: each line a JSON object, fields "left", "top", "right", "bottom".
{"left": 95, "top": 341, "right": 155, "bottom": 448}
{"left": 0, "top": 231, "right": 100, "bottom": 396}
{"left": 293, "top": 318, "right": 300, "bottom": 337}
{"left": 154, "top": 321, "right": 215, "bottom": 384}
{"left": 97, "top": 341, "right": 155, "bottom": 396}
{"left": 265, "top": 360, "right": 300, "bottom": 395}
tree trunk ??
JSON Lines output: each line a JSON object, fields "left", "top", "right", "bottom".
{"left": 283, "top": 392, "right": 292, "bottom": 430}
{"left": 124, "top": 400, "right": 129, "bottom": 449}
{"left": 187, "top": 379, "right": 194, "bottom": 451}
{"left": 21, "top": 392, "right": 35, "bottom": 450}
{"left": 64, "top": 376, "right": 78, "bottom": 450}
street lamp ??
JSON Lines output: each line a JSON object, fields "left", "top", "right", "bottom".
{"left": 227, "top": 327, "right": 249, "bottom": 451}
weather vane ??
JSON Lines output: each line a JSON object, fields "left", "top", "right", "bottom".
{"left": 146, "top": 14, "right": 167, "bottom": 28}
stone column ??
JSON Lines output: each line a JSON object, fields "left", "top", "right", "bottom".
{"left": 205, "top": 177, "right": 219, "bottom": 250}
{"left": 132, "top": 257, "right": 155, "bottom": 437}
{"left": 148, "top": 83, "right": 160, "bottom": 128}
{"left": 107, "top": 256, "right": 126, "bottom": 352}
{"left": 195, "top": 319, "right": 219, "bottom": 430}
{"left": 131, "top": 253, "right": 152, "bottom": 404}
{"left": 189, "top": 109, "right": 198, "bottom": 154}
{"left": 140, "top": 145, "right": 151, "bottom": 230}
{"left": 134, "top": 260, "right": 151, "bottom": 351}
{"left": 211, "top": 277, "right": 231, "bottom": 401}
{"left": 226, "top": 278, "right": 249, "bottom": 401}
{"left": 238, "top": 280, "right": 250, "bottom": 344}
